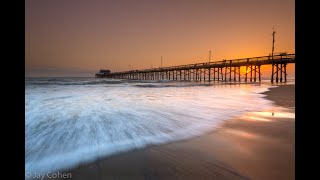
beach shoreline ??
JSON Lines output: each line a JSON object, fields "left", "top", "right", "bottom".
{"left": 44, "top": 84, "right": 295, "bottom": 180}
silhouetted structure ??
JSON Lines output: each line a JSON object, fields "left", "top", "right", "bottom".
{"left": 97, "top": 54, "right": 295, "bottom": 83}
{"left": 95, "top": 69, "right": 111, "bottom": 78}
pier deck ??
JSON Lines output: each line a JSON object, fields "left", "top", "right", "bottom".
{"left": 98, "top": 54, "right": 295, "bottom": 83}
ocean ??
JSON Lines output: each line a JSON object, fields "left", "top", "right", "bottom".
{"left": 25, "top": 77, "right": 290, "bottom": 174}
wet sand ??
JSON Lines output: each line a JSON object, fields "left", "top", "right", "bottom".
{"left": 54, "top": 84, "right": 295, "bottom": 180}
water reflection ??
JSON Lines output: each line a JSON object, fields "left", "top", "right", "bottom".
{"left": 250, "top": 110, "right": 295, "bottom": 119}
{"left": 246, "top": 116, "right": 271, "bottom": 122}
{"left": 225, "top": 129, "right": 258, "bottom": 139}
{"left": 241, "top": 106, "right": 295, "bottom": 123}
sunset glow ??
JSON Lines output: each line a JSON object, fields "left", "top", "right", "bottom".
{"left": 25, "top": 0, "right": 294, "bottom": 77}
{"left": 25, "top": 1, "right": 295, "bottom": 178}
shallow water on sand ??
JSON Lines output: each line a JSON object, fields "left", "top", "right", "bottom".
{"left": 25, "top": 78, "right": 280, "bottom": 174}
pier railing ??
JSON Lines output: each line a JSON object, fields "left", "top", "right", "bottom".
{"left": 99, "top": 54, "right": 295, "bottom": 83}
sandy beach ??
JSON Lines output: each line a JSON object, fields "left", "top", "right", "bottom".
{"left": 51, "top": 84, "right": 295, "bottom": 180}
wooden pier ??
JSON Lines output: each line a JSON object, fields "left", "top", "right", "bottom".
{"left": 98, "top": 54, "right": 295, "bottom": 83}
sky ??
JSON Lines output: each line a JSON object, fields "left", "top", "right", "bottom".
{"left": 25, "top": 0, "right": 295, "bottom": 77}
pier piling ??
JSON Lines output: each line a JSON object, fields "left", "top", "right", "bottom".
{"left": 99, "top": 54, "right": 294, "bottom": 83}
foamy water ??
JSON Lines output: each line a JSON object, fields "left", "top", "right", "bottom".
{"left": 25, "top": 78, "right": 275, "bottom": 174}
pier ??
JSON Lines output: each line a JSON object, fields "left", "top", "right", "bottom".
{"left": 97, "top": 54, "right": 295, "bottom": 83}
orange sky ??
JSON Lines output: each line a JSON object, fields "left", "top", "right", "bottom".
{"left": 25, "top": 0, "right": 295, "bottom": 77}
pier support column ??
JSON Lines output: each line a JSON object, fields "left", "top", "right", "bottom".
{"left": 254, "top": 65, "right": 257, "bottom": 82}
{"left": 171, "top": 71, "right": 173, "bottom": 80}
{"left": 225, "top": 67, "right": 227, "bottom": 82}
{"left": 233, "top": 67, "right": 236, "bottom": 82}
{"left": 280, "top": 64, "right": 283, "bottom": 82}
{"left": 271, "top": 63, "right": 274, "bottom": 83}
{"left": 193, "top": 69, "right": 195, "bottom": 81}
{"left": 258, "top": 65, "right": 261, "bottom": 82}
{"left": 172, "top": 71, "right": 174, "bottom": 80}
{"left": 221, "top": 68, "right": 223, "bottom": 81}
{"left": 276, "top": 64, "right": 279, "bottom": 82}
{"left": 284, "top": 63, "right": 287, "bottom": 82}
{"left": 196, "top": 69, "right": 198, "bottom": 81}
{"left": 238, "top": 66, "right": 241, "bottom": 82}
{"left": 229, "top": 67, "right": 231, "bottom": 82}
{"left": 250, "top": 65, "right": 253, "bottom": 82}
{"left": 245, "top": 66, "right": 248, "bottom": 82}
{"left": 182, "top": 70, "right": 184, "bottom": 81}
{"left": 229, "top": 61, "right": 232, "bottom": 82}
{"left": 185, "top": 70, "right": 188, "bottom": 81}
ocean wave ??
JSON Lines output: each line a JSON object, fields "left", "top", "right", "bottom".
{"left": 25, "top": 79, "right": 273, "bottom": 174}
{"left": 26, "top": 79, "right": 124, "bottom": 86}
{"left": 134, "top": 83, "right": 213, "bottom": 88}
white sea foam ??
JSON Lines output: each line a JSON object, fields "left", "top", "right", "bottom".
{"left": 25, "top": 78, "right": 274, "bottom": 174}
